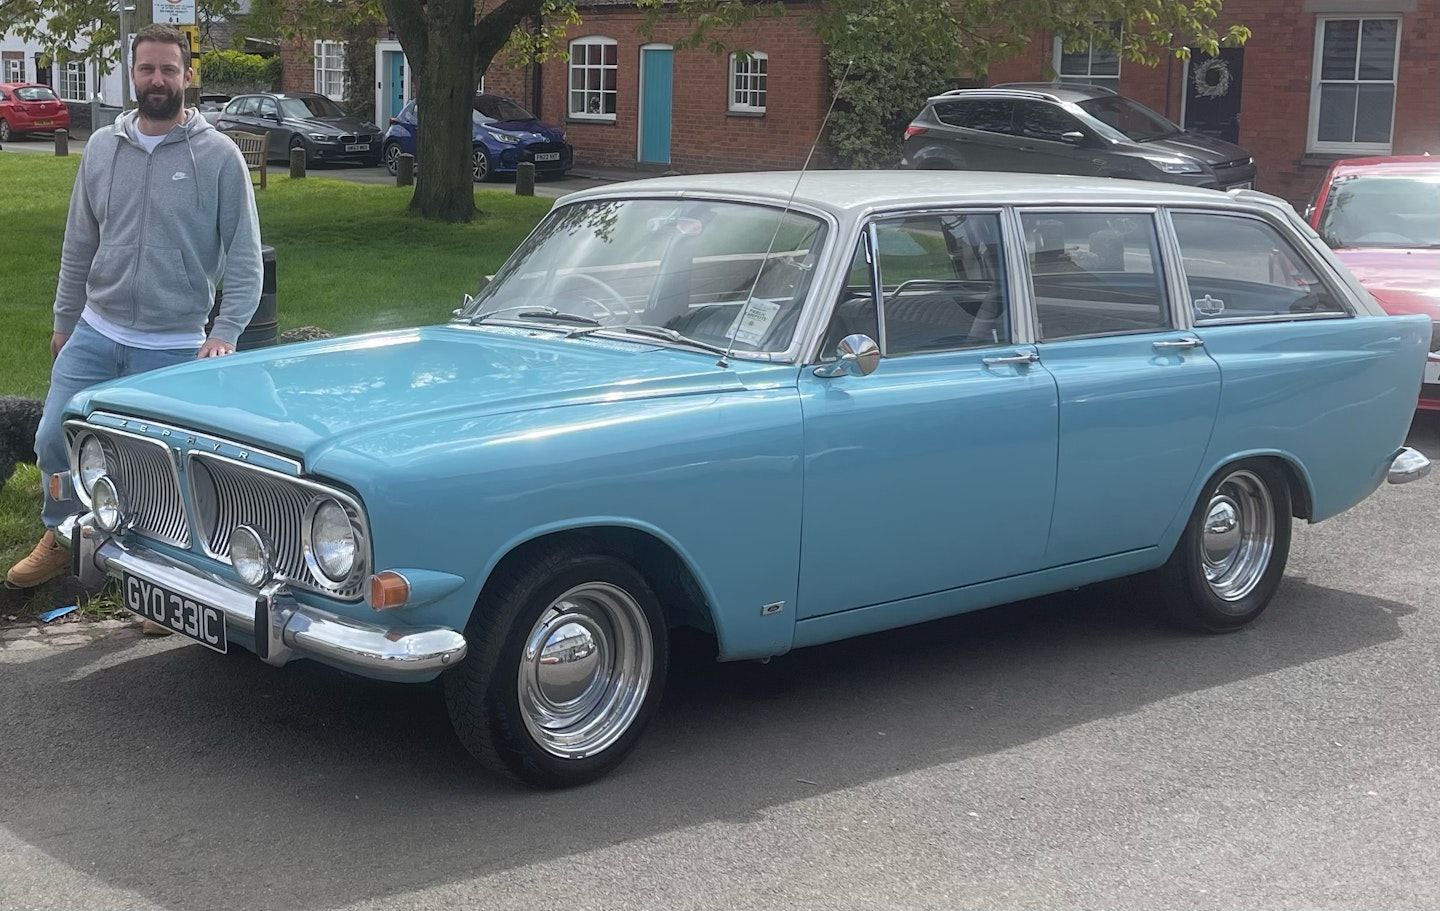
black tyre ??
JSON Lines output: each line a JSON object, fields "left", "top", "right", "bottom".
{"left": 382, "top": 141, "right": 402, "bottom": 176}
{"left": 1137, "top": 460, "right": 1292, "bottom": 633}
{"left": 471, "top": 147, "right": 492, "bottom": 182}
{"left": 0, "top": 119, "right": 13, "bottom": 142}
{"left": 444, "top": 548, "right": 669, "bottom": 788}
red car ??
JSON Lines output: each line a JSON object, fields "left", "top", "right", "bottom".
{"left": 1306, "top": 156, "right": 1440, "bottom": 409}
{"left": 0, "top": 82, "right": 71, "bottom": 142}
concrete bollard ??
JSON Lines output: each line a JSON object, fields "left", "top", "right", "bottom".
{"left": 289, "top": 147, "right": 306, "bottom": 179}
{"left": 515, "top": 161, "right": 535, "bottom": 197}
{"left": 397, "top": 153, "right": 414, "bottom": 187}
{"left": 54, "top": 129, "right": 69, "bottom": 157}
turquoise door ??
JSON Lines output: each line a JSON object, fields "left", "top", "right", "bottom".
{"left": 387, "top": 52, "right": 405, "bottom": 122}
{"left": 640, "top": 47, "right": 673, "bottom": 165}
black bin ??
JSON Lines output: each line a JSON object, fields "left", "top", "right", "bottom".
{"left": 207, "top": 244, "right": 278, "bottom": 351}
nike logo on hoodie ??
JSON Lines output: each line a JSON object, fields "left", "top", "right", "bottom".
{"left": 172, "top": 172, "right": 189, "bottom": 181}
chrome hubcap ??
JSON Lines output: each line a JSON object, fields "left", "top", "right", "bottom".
{"left": 1201, "top": 469, "right": 1275, "bottom": 605}
{"left": 518, "top": 582, "right": 652, "bottom": 759}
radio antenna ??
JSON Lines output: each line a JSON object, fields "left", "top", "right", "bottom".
{"left": 718, "top": 59, "right": 854, "bottom": 368}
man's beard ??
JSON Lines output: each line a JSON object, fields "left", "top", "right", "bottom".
{"left": 139, "top": 87, "right": 181, "bottom": 120}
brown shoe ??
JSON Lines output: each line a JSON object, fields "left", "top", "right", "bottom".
{"left": 141, "top": 619, "right": 174, "bottom": 637}
{"left": 6, "top": 530, "right": 70, "bottom": 588}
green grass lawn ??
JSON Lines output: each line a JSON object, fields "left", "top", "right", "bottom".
{"left": 0, "top": 154, "right": 553, "bottom": 618}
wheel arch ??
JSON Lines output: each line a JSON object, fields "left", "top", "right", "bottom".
{"left": 1160, "top": 450, "right": 1315, "bottom": 559}
{"left": 475, "top": 523, "right": 722, "bottom": 654}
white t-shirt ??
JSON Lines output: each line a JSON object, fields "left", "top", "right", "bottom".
{"left": 80, "top": 118, "right": 207, "bottom": 351}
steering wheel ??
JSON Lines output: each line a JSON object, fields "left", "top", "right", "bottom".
{"left": 555, "top": 272, "right": 630, "bottom": 321}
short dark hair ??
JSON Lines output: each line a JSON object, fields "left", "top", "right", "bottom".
{"left": 132, "top": 23, "right": 190, "bottom": 69}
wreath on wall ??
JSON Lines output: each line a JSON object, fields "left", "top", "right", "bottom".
{"left": 1192, "top": 57, "right": 1233, "bottom": 99}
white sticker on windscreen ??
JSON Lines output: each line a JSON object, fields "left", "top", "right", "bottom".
{"left": 729, "top": 299, "right": 781, "bottom": 346}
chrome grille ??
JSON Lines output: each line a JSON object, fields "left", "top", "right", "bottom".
{"left": 70, "top": 427, "right": 189, "bottom": 547}
{"left": 190, "top": 453, "right": 368, "bottom": 600}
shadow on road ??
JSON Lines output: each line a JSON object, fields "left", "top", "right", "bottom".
{"left": 0, "top": 574, "right": 1414, "bottom": 910}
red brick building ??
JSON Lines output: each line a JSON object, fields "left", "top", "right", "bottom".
{"left": 281, "top": 0, "right": 1438, "bottom": 206}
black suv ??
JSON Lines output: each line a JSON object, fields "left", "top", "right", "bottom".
{"left": 902, "top": 83, "right": 1256, "bottom": 190}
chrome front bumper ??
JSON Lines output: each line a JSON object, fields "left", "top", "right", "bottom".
{"left": 57, "top": 514, "right": 467, "bottom": 682}
{"left": 1387, "top": 447, "right": 1431, "bottom": 485}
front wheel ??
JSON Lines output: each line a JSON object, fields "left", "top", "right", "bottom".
{"left": 382, "top": 141, "right": 402, "bottom": 176}
{"left": 471, "top": 147, "right": 492, "bottom": 182}
{"left": 1136, "top": 460, "right": 1292, "bottom": 633}
{"left": 444, "top": 548, "right": 668, "bottom": 788}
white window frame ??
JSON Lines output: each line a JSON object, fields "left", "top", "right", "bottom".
{"left": 1053, "top": 22, "right": 1121, "bottom": 88}
{"left": 1307, "top": 15, "right": 1401, "bottom": 155}
{"left": 729, "top": 51, "right": 767, "bottom": 113}
{"left": 568, "top": 36, "right": 618, "bottom": 121}
{"left": 3, "top": 58, "right": 24, "bottom": 83}
{"left": 58, "top": 60, "right": 88, "bottom": 101}
{"left": 313, "top": 39, "right": 347, "bottom": 101}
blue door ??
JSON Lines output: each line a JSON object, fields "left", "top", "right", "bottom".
{"left": 387, "top": 52, "right": 405, "bottom": 123}
{"left": 797, "top": 217, "right": 1060, "bottom": 618}
{"left": 640, "top": 47, "right": 672, "bottom": 165}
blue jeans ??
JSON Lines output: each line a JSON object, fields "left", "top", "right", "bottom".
{"left": 36, "top": 320, "right": 200, "bottom": 529}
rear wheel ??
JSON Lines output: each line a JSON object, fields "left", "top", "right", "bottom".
{"left": 444, "top": 546, "right": 668, "bottom": 788}
{"left": 1137, "top": 460, "right": 1292, "bottom": 632}
{"left": 0, "top": 119, "right": 13, "bottom": 142}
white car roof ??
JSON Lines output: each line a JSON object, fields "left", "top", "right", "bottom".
{"left": 557, "top": 170, "right": 1274, "bottom": 218}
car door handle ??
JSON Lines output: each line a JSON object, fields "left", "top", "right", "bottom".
{"left": 982, "top": 351, "right": 1040, "bottom": 366}
{"left": 1153, "top": 337, "right": 1205, "bottom": 350}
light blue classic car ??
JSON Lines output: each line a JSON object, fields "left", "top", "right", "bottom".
{"left": 56, "top": 172, "right": 1430, "bottom": 787}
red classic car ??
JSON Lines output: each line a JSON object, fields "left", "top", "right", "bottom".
{"left": 1306, "top": 156, "right": 1440, "bottom": 409}
{"left": 0, "top": 82, "right": 71, "bottom": 141}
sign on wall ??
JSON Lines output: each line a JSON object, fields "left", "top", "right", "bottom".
{"left": 152, "top": 0, "right": 196, "bottom": 25}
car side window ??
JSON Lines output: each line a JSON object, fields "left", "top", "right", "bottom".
{"left": 1171, "top": 212, "right": 1349, "bottom": 321}
{"left": 1014, "top": 101, "right": 1082, "bottom": 143}
{"left": 1021, "top": 211, "right": 1169, "bottom": 340}
{"left": 864, "top": 213, "right": 1010, "bottom": 356}
{"left": 232, "top": 97, "right": 259, "bottom": 116}
{"left": 258, "top": 98, "right": 279, "bottom": 119}
{"left": 933, "top": 99, "right": 1014, "bottom": 135}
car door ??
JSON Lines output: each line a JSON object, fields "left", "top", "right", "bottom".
{"left": 1019, "top": 208, "right": 1222, "bottom": 566}
{"left": 1011, "top": 100, "right": 1098, "bottom": 176}
{"left": 217, "top": 95, "right": 258, "bottom": 135}
{"left": 255, "top": 96, "right": 287, "bottom": 157}
{"left": 797, "top": 211, "right": 1059, "bottom": 618}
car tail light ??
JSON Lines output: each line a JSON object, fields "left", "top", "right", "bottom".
{"left": 903, "top": 125, "right": 927, "bottom": 140}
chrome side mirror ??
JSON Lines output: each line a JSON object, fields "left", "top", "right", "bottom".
{"left": 814, "top": 334, "right": 880, "bottom": 378}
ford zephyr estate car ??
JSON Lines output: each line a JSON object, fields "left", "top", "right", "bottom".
{"left": 54, "top": 172, "right": 1430, "bottom": 788}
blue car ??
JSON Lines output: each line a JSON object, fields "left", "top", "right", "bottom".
{"left": 55, "top": 172, "right": 1431, "bottom": 788}
{"left": 381, "top": 93, "right": 573, "bottom": 182}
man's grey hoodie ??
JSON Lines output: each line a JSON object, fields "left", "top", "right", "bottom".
{"left": 53, "top": 108, "right": 263, "bottom": 347}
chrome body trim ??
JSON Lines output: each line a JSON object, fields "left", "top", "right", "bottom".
{"left": 64, "top": 420, "right": 189, "bottom": 546}
{"left": 56, "top": 514, "right": 466, "bottom": 682}
{"left": 1387, "top": 447, "right": 1431, "bottom": 485}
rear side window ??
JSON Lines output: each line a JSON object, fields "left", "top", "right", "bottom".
{"left": 932, "top": 99, "right": 1014, "bottom": 135}
{"left": 1171, "top": 212, "right": 1349, "bottom": 321}
{"left": 1021, "top": 211, "right": 1169, "bottom": 340}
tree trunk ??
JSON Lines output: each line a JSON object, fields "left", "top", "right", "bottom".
{"left": 409, "top": 1, "right": 479, "bottom": 222}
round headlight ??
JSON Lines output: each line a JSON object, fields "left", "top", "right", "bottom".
{"left": 309, "top": 497, "right": 357, "bottom": 582}
{"left": 78, "top": 435, "right": 107, "bottom": 496}
{"left": 92, "top": 475, "right": 125, "bottom": 533}
{"left": 230, "top": 525, "right": 274, "bottom": 588}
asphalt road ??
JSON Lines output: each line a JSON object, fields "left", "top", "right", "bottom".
{"left": 2, "top": 415, "right": 1437, "bottom": 910}
{"left": 0, "top": 134, "right": 629, "bottom": 199}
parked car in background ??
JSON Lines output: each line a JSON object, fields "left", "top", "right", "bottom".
{"left": 0, "top": 82, "right": 71, "bottom": 141}
{"left": 903, "top": 83, "right": 1256, "bottom": 190}
{"left": 198, "top": 93, "right": 231, "bottom": 126}
{"left": 216, "top": 91, "right": 381, "bottom": 167}
{"left": 381, "top": 92, "right": 573, "bottom": 182}
{"left": 1305, "top": 155, "right": 1440, "bottom": 409}
{"left": 54, "top": 171, "right": 1429, "bottom": 788}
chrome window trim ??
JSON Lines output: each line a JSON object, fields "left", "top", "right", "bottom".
{"left": 1165, "top": 206, "right": 1358, "bottom": 324}
{"left": 1011, "top": 205, "right": 1175, "bottom": 342}
{"left": 186, "top": 451, "right": 372, "bottom": 601}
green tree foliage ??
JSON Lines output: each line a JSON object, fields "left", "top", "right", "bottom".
{"left": 2, "top": 0, "right": 242, "bottom": 71}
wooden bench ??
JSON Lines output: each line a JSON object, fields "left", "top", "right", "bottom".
{"left": 223, "top": 129, "right": 269, "bottom": 190}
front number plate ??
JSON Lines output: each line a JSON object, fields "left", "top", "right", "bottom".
{"left": 346, "top": 143, "right": 370, "bottom": 152}
{"left": 533, "top": 152, "right": 560, "bottom": 162}
{"left": 123, "top": 572, "right": 228, "bottom": 652}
